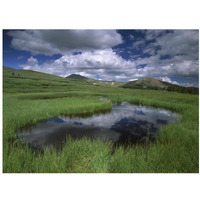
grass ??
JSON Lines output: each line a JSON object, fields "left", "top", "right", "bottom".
{"left": 3, "top": 67, "right": 199, "bottom": 173}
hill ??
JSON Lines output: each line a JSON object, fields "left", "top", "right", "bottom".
{"left": 3, "top": 66, "right": 64, "bottom": 81}
{"left": 122, "top": 77, "right": 198, "bottom": 94}
{"left": 3, "top": 66, "right": 92, "bottom": 93}
{"left": 66, "top": 74, "right": 88, "bottom": 79}
{"left": 122, "top": 78, "right": 169, "bottom": 90}
{"left": 4, "top": 66, "right": 197, "bottom": 94}
{"left": 65, "top": 74, "right": 124, "bottom": 87}
{"left": 3, "top": 66, "right": 124, "bottom": 93}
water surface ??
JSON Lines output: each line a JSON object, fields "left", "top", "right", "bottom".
{"left": 18, "top": 102, "right": 180, "bottom": 150}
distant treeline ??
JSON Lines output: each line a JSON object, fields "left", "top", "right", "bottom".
{"left": 167, "top": 86, "right": 199, "bottom": 95}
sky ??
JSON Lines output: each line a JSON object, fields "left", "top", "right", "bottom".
{"left": 3, "top": 29, "right": 199, "bottom": 87}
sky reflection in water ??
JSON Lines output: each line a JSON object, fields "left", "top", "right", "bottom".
{"left": 19, "top": 102, "right": 180, "bottom": 149}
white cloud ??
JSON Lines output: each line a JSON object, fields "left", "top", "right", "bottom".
{"left": 183, "top": 83, "right": 195, "bottom": 87}
{"left": 10, "top": 29, "right": 198, "bottom": 86}
{"left": 129, "top": 34, "right": 135, "bottom": 40}
{"left": 155, "top": 30, "right": 199, "bottom": 60}
{"left": 20, "top": 49, "right": 139, "bottom": 81}
{"left": 136, "top": 30, "right": 198, "bottom": 62}
{"left": 22, "top": 56, "right": 40, "bottom": 70}
{"left": 131, "top": 30, "right": 199, "bottom": 79}
{"left": 134, "top": 54, "right": 198, "bottom": 78}
{"left": 128, "top": 78, "right": 138, "bottom": 81}
{"left": 17, "top": 56, "right": 25, "bottom": 60}
{"left": 27, "top": 56, "right": 38, "bottom": 65}
{"left": 145, "top": 30, "right": 166, "bottom": 41}
{"left": 8, "top": 30, "right": 123, "bottom": 56}
{"left": 20, "top": 44, "right": 198, "bottom": 83}
{"left": 159, "top": 77, "right": 179, "bottom": 85}
{"left": 132, "top": 40, "right": 145, "bottom": 49}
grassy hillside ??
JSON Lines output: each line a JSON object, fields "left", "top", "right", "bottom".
{"left": 66, "top": 74, "right": 88, "bottom": 79}
{"left": 122, "top": 77, "right": 169, "bottom": 89}
{"left": 3, "top": 66, "right": 123, "bottom": 93}
{"left": 4, "top": 66, "right": 65, "bottom": 81}
{"left": 3, "top": 66, "right": 199, "bottom": 173}
{"left": 3, "top": 66, "right": 92, "bottom": 93}
{"left": 122, "top": 77, "right": 199, "bottom": 94}
{"left": 66, "top": 72, "right": 124, "bottom": 87}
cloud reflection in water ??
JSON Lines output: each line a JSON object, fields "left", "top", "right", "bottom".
{"left": 19, "top": 102, "right": 180, "bottom": 149}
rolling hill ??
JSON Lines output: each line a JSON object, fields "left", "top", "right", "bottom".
{"left": 3, "top": 66, "right": 123, "bottom": 93}
{"left": 66, "top": 74, "right": 88, "bottom": 79}
{"left": 3, "top": 66, "right": 92, "bottom": 93}
{"left": 3, "top": 66, "right": 198, "bottom": 94}
{"left": 66, "top": 73, "right": 124, "bottom": 87}
{"left": 122, "top": 78, "right": 170, "bottom": 90}
{"left": 122, "top": 77, "right": 198, "bottom": 94}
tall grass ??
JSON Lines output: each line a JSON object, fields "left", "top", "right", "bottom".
{"left": 3, "top": 69, "right": 199, "bottom": 173}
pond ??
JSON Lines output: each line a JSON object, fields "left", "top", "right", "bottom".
{"left": 17, "top": 102, "right": 180, "bottom": 150}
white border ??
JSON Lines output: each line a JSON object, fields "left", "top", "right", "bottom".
{"left": 1, "top": 0, "right": 199, "bottom": 200}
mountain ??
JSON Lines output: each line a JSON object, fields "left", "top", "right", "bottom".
{"left": 122, "top": 77, "right": 198, "bottom": 94}
{"left": 66, "top": 74, "right": 88, "bottom": 79}
{"left": 3, "top": 66, "right": 198, "bottom": 94}
{"left": 3, "top": 66, "right": 123, "bottom": 92}
{"left": 122, "top": 78, "right": 170, "bottom": 90}
{"left": 65, "top": 74, "right": 124, "bottom": 87}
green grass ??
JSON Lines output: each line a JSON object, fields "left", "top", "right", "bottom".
{"left": 3, "top": 67, "right": 199, "bottom": 173}
{"left": 123, "top": 77, "right": 167, "bottom": 89}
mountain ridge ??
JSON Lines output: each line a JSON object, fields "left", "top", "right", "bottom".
{"left": 122, "top": 77, "right": 198, "bottom": 94}
{"left": 122, "top": 77, "right": 170, "bottom": 89}
{"left": 3, "top": 66, "right": 198, "bottom": 94}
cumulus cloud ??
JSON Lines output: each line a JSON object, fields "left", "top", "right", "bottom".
{"left": 159, "top": 77, "right": 179, "bottom": 85}
{"left": 20, "top": 49, "right": 139, "bottom": 81}
{"left": 132, "top": 40, "right": 146, "bottom": 49}
{"left": 131, "top": 30, "right": 199, "bottom": 79}
{"left": 27, "top": 56, "right": 38, "bottom": 65}
{"left": 8, "top": 29, "right": 198, "bottom": 86}
{"left": 134, "top": 54, "right": 199, "bottom": 78}
{"left": 139, "top": 30, "right": 198, "bottom": 60}
{"left": 8, "top": 30, "right": 123, "bottom": 56}
{"left": 21, "top": 56, "right": 39, "bottom": 70}
{"left": 20, "top": 44, "right": 198, "bottom": 83}
{"left": 145, "top": 30, "right": 168, "bottom": 41}
{"left": 155, "top": 30, "right": 199, "bottom": 60}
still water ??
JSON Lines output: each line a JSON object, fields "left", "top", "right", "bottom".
{"left": 18, "top": 102, "right": 180, "bottom": 150}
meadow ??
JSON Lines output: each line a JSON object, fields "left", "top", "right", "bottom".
{"left": 3, "top": 67, "right": 199, "bottom": 173}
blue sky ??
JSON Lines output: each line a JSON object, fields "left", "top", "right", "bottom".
{"left": 3, "top": 29, "right": 199, "bottom": 87}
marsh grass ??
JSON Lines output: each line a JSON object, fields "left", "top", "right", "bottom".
{"left": 3, "top": 68, "right": 199, "bottom": 173}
